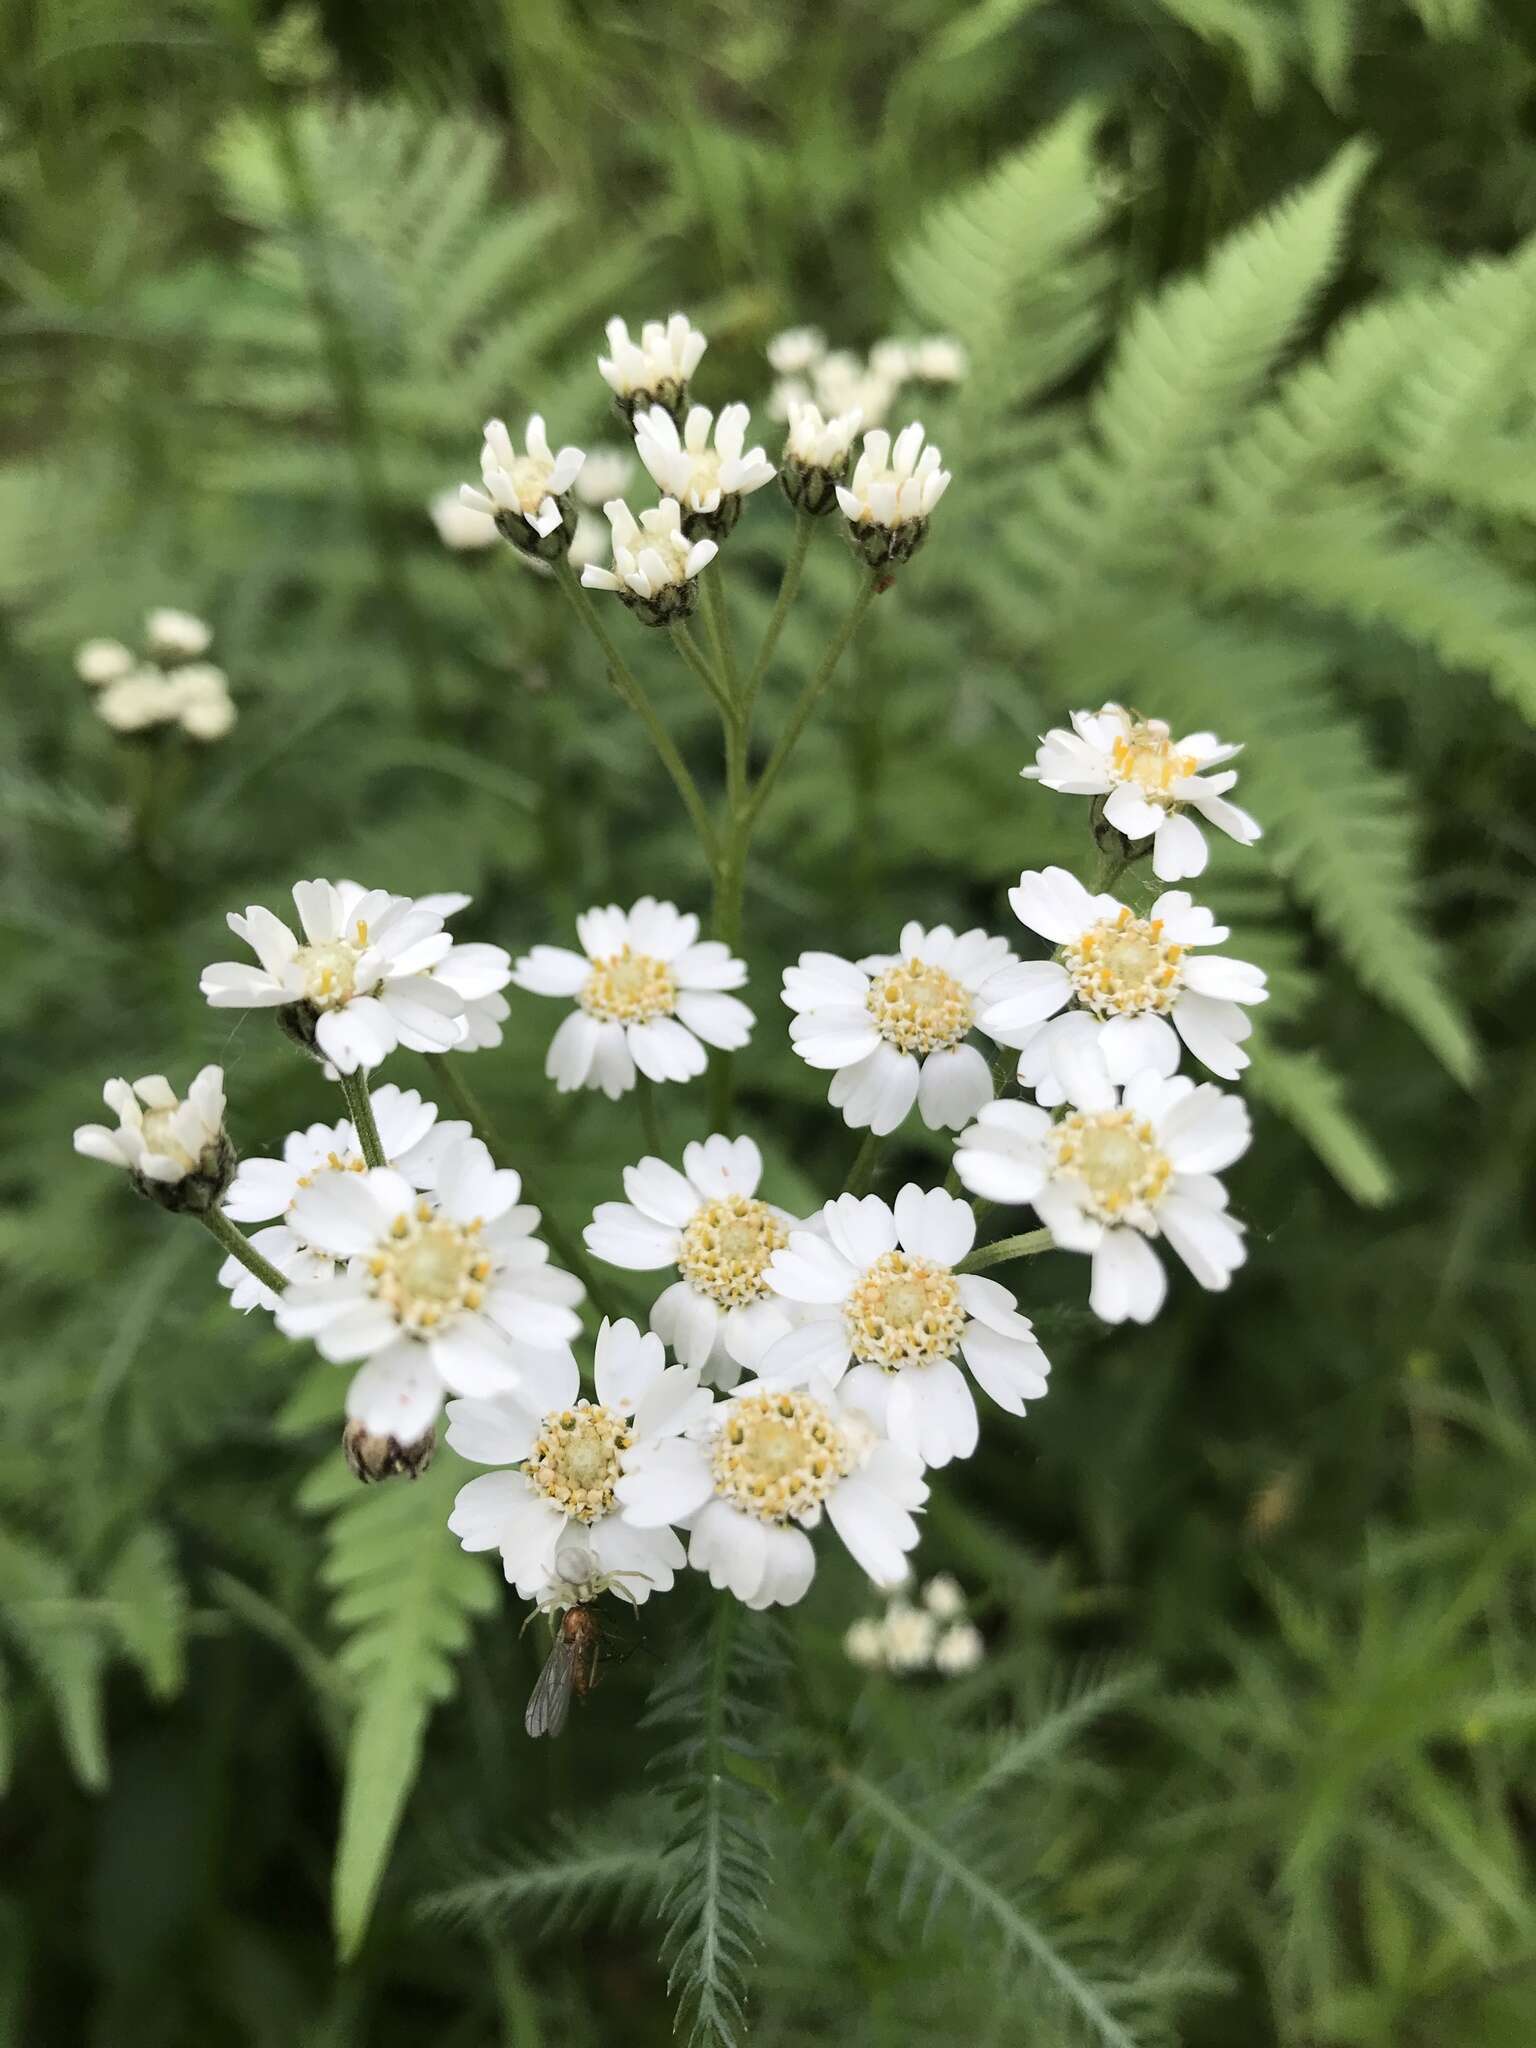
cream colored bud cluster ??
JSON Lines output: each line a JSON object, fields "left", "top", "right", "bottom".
{"left": 75, "top": 609, "right": 237, "bottom": 742}
{"left": 765, "top": 327, "right": 967, "bottom": 433}
{"left": 843, "top": 1574, "right": 985, "bottom": 1677}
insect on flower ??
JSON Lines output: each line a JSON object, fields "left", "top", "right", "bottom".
{"left": 522, "top": 1537, "right": 649, "bottom": 1739}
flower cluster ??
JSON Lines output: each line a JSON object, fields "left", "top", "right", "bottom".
{"left": 75, "top": 307, "right": 1268, "bottom": 1702}
{"left": 765, "top": 327, "right": 966, "bottom": 432}
{"left": 76, "top": 609, "right": 237, "bottom": 741}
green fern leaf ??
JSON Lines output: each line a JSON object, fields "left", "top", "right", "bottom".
{"left": 103, "top": 1523, "right": 188, "bottom": 1703}
{"left": 0, "top": 1524, "right": 108, "bottom": 1793}
{"left": 1244, "top": 1039, "right": 1395, "bottom": 1207}
{"left": 302, "top": 1449, "right": 496, "bottom": 1960}
{"left": 417, "top": 1797, "right": 679, "bottom": 1934}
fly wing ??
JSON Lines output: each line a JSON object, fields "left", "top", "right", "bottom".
{"left": 524, "top": 1631, "right": 579, "bottom": 1739}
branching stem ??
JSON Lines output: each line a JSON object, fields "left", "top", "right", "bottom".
{"left": 199, "top": 1208, "right": 289, "bottom": 1295}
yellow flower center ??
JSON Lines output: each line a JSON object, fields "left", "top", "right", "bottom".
{"left": 678, "top": 1195, "right": 789, "bottom": 1308}
{"left": 710, "top": 1389, "right": 855, "bottom": 1524}
{"left": 580, "top": 947, "right": 677, "bottom": 1025}
{"left": 139, "top": 1106, "right": 204, "bottom": 1173}
{"left": 507, "top": 453, "right": 553, "bottom": 514}
{"left": 1061, "top": 908, "right": 1186, "bottom": 1018}
{"left": 866, "top": 959, "right": 974, "bottom": 1055}
{"left": 522, "top": 1402, "right": 632, "bottom": 1523}
{"left": 1110, "top": 722, "right": 1198, "bottom": 804}
{"left": 367, "top": 1200, "right": 491, "bottom": 1331}
{"left": 1050, "top": 1109, "right": 1172, "bottom": 1222}
{"left": 293, "top": 938, "right": 364, "bottom": 1009}
{"left": 846, "top": 1249, "right": 967, "bottom": 1372}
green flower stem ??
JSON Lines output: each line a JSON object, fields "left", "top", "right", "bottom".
{"left": 700, "top": 569, "right": 740, "bottom": 705}
{"left": 743, "top": 575, "right": 877, "bottom": 830}
{"left": 554, "top": 559, "right": 718, "bottom": 865}
{"left": 423, "top": 1054, "right": 614, "bottom": 1317}
{"left": 199, "top": 1208, "right": 289, "bottom": 1295}
{"left": 841, "top": 1129, "right": 882, "bottom": 1196}
{"left": 671, "top": 620, "right": 733, "bottom": 720}
{"left": 338, "top": 1068, "right": 386, "bottom": 1167}
{"left": 741, "top": 511, "right": 814, "bottom": 727}
{"left": 956, "top": 1229, "right": 1054, "bottom": 1274}
{"left": 637, "top": 1076, "right": 665, "bottom": 1159}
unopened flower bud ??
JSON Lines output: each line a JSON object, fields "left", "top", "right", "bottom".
{"left": 780, "top": 401, "right": 861, "bottom": 517}
{"left": 634, "top": 403, "right": 775, "bottom": 544}
{"left": 580, "top": 497, "right": 718, "bottom": 627}
{"left": 837, "top": 422, "right": 951, "bottom": 572}
{"left": 598, "top": 313, "right": 707, "bottom": 428}
{"left": 460, "top": 416, "right": 585, "bottom": 564}
{"left": 146, "top": 607, "right": 213, "bottom": 661}
{"left": 342, "top": 1417, "right": 437, "bottom": 1484}
{"left": 74, "top": 1066, "right": 235, "bottom": 1214}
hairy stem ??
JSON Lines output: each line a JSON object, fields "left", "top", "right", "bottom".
{"left": 741, "top": 512, "right": 814, "bottom": 727}
{"left": 745, "top": 575, "right": 877, "bottom": 829}
{"left": 637, "top": 1076, "right": 665, "bottom": 1159}
{"left": 671, "top": 620, "right": 734, "bottom": 720}
{"left": 699, "top": 571, "right": 740, "bottom": 706}
{"left": 841, "top": 1129, "right": 881, "bottom": 1196}
{"left": 338, "top": 1068, "right": 386, "bottom": 1167}
{"left": 554, "top": 560, "right": 717, "bottom": 864}
{"left": 957, "top": 1229, "right": 1055, "bottom": 1274}
{"left": 199, "top": 1208, "right": 289, "bottom": 1295}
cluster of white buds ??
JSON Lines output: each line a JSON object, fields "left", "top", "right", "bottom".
{"left": 765, "top": 326, "right": 966, "bottom": 433}
{"left": 75, "top": 610, "right": 237, "bottom": 742}
{"left": 844, "top": 1574, "right": 984, "bottom": 1676}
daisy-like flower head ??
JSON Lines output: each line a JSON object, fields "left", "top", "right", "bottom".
{"left": 979, "top": 867, "right": 1269, "bottom": 1101}
{"left": 460, "top": 416, "right": 585, "bottom": 563}
{"left": 781, "top": 400, "right": 863, "bottom": 517}
{"left": 199, "top": 879, "right": 470, "bottom": 1074}
{"left": 74, "top": 1065, "right": 232, "bottom": 1214}
{"left": 429, "top": 487, "right": 499, "bottom": 551}
{"left": 598, "top": 313, "right": 707, "bottom": 425}
{"left": 759, "top": 1185, "right": 1050, "bottom": 1470}
{"left": 836, "top": 422, "right": 951, "bottom": 571}
{"left": 96, "top": 666, "right": 180, "bottom": 734}
{"left": 633, "top": 403, "right": 775, "bottom": 542}
{"left": 146, "top": 608, "right": 212, "bottom": 660}
{"left": 513, "top": 897, "right": 752, "bottom": 1099}
{"left": 954, "top": 1072, "right": 1252, "bottom": 1326}
{"left": 911, "top": 336, "right": 968, "bottom": 383}
{"left": 1023, "top": 704, "right": 1261, "bottom": 882}
{"left": 217, "top": 1083, "right": 471, "bottom": 1311}
{"left": 616, "top": 1372, "right": 928, "bottom": 1609}
{"left": 414, "top": 892, "right": 514, "bottom": 1052}
{"left": 585, "top": 1134, "right": 799, "bottom": 1388}
{"left": 579, "top": 497, "right": 718, "bottom": 626}
{"left": 766, "top": 326, "right": 826, "bottom": 376}
{"left": 274, "top": 1133, "right": 585, "bottom": 1441}
{"left": 446, "top": 1317, "right": 710, "bottom": 1606}
{"left": 574, "top": 443, "right": 635, "bottom": 508}
{"left": 784, "top": 922, "right": 1017, "bottom": 1136}
{"left": 75, "top": 638, "right": 135, "bottom": 686}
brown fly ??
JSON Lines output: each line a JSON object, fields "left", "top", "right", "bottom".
{"left": 524, "top": 1602, "right": 604, "bottom": 1739}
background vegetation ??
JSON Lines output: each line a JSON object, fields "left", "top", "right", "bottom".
{"left": 4, "top": 0, "right": 1536, "bottom": 2042}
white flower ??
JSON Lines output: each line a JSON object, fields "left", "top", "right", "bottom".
{"left": 784, "top": 400, "right": 862, "bottom": 471}
{"left": 574, "top": 443, "right": 635, "bottom": 508}
{"left": 869, "top": 339, "right": 914, "bottom": 383}
{"left": 836, "top": 422, "right": 951, "bottom": 568}
{"left": 783, "top": 922, "right": 1017, "bottom": 1136}
{"left": 911, "top": 336, "right": 967, "bottom": 383}
{"left": 274, "top": 1135, "right": 585, "bottom": 1440}
{"left": 199, "top": 879, "right": 470, "bottom": 1073}
{"left": 514, "top": 897, "right": 752, "bottom": 1097}
{"left": 446, "top": 1318, "right": 707, "bottom": 1606}
{"left": 579, "top": 498, "right": 718, "bottom": 621}
{"left": 1023, "top": 704, "right": 1261, "bottom": 882}
{"left": 633, "top": 403, "right": 775, "bottom": 522}
{"left": 169, "top": 662, "right": 236, "bottom": 742}
{"left": 954, "top": 1073, "right": 1252, "bottom": 1326}
{"left": 759, "top": 1186, "right": 1050, "bottom": 1470}
{"left": 429, "top": 487, "right": 499, "bottom": 551}
{"left": 934, "top": 1621, "right": 984, "bottom": 1674}
{"left": 844, "top": 1615, "right": 887, "bottom": 1668}
{"left": 145, "top": 608, "right": 212, "bottom": 659}
{"left": 217, "top": 1084, "right": 471, "bottom": 1310}
{"left": 599, "top": 313, "right": 708, "bottom": 413}
{"left": 922, "top": 1572, "right": 965, "bottom": 1620}
{"left": 75, "top": 638, "right": 135, "bottom": 686}
{"left": 96, "top": 666, "right": 180, "bottom": 733}
{"left": 814, "top": 350, "right": 900, "bottom": 430}
{"left": 882, "top": 1598, "right": 937, "bottom": 1671}
{"left": 766, "top": 376, "right": 812, "bottom": 423}
{"left": 567, "top": 510, "right": 608, "bottom": 573}
{"left": 584, "top": 1134, "right": 799, "bottom": 1388}
{"left": 766, "top": 326, "right": 826, "bottom": 375}
{"left": 74, "top": 1066, "right": 226, "bottom": 1184}
{"left": 414, "top": 891, "right": 514, "bottom": 1052}
{"left": 616, "top": 1374, "right": 928, "bottom": 1608}
{"left": 460, "top": 416, "right": 584, "bottom": 543}
{"left": 980, "top": 867, "right": 1269, "bottom": 1099}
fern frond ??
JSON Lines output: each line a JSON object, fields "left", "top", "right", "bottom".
{"left": 102, "top": 1523, "right": 187, "bottom": 1703}
{"left": 301, "top": 1450, "right": 497, "bottom": 1960}
{"left": 1243, "top": 1039, "right": 1395, "bottom": 1208}
{"left": 1020, "top": 143, "right": 1372, "bottom": 612}
{"left": 644, "top": 1604, "right": 785, "bottom": 2047}
{"left": 417, "top": 1797, "right": 679, "bottom": 1934}
{"left": 0, "top": 1524, "right": 107, "bottom": 1792}
{"left": 894, "top": 105, "right": 1113, "bottom": 426}
{"left": 963, "top": 1661, "right": 1152, "bottom": 1803}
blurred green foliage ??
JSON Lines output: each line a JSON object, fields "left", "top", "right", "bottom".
{"left": 3, "top": 0, "right": 1536, "bottom": 2043}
